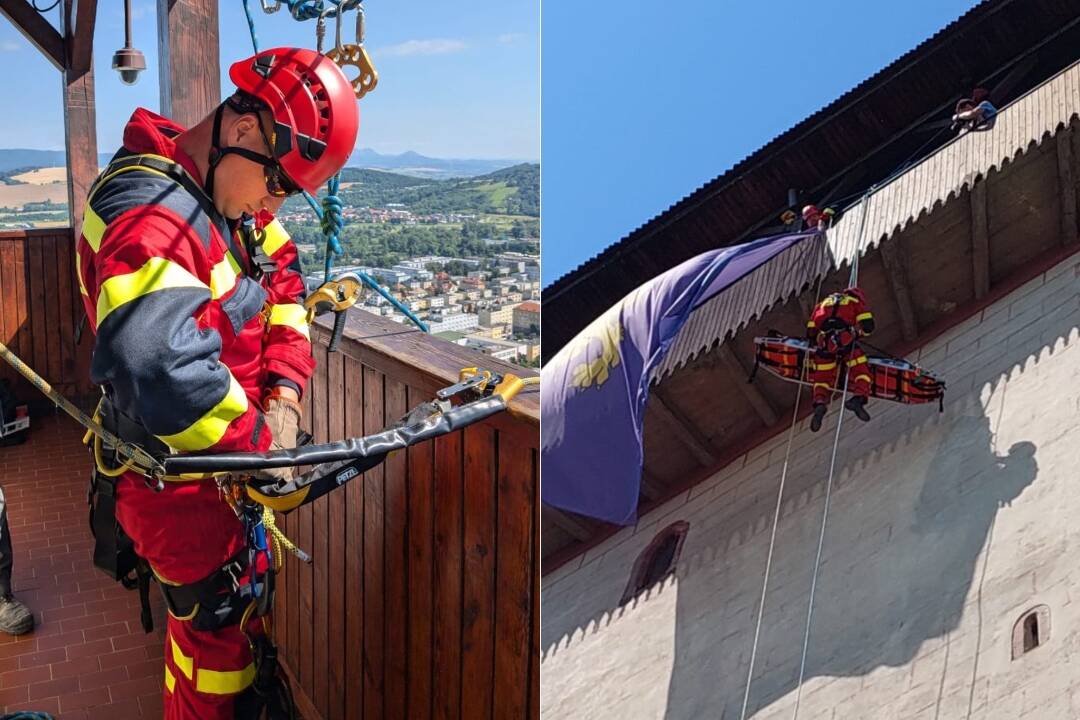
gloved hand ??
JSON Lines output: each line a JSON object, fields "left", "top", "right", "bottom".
{"left": 254, "top": 393, "right": 302, "bottom": 484}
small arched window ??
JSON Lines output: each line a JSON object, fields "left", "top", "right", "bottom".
{"left": 1012, "top": 605, "right": 1050, "bottom": 659}
{"left": 620, "top": 521, "right": 689, "bottom": 605}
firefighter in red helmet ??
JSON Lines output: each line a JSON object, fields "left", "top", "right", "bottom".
{"left": 76, "top": 48, "right": 359, "bottom": 719}
{"left": 800, "top": 204, "right": 836, "bottom": 231}
{"left": 806, "top": 286, "right": 875, "bottom": 432}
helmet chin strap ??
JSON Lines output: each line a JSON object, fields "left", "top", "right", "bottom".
{"left": 205, "top": 102, "right": 277, "bottom": 201}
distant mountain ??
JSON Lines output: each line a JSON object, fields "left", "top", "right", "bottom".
{"left": 0, "top": 147, "right": 531, "bottom": 181}
{"left": 0, "top": 149, "right": 113, "bottom": 173}
{"left": 347, "top": 148, "right": 529, "bottom": 179}
{"left": 311, "top": 162, "right": 539, "bottom": 216}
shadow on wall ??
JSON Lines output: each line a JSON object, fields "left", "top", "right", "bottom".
{"left": 662, "top": 374, "right": 1043, "bottom": 718}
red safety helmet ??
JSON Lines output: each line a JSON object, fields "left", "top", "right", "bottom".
{"left": 844, "top": 286, "right": 867, "bottom": 303}
{"left": 230, "top": 47, "right": 360, "bottom": 195}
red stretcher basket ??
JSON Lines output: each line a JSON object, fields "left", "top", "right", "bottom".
{"left": 752, "top": 335, "right": 946, "bottom": 409}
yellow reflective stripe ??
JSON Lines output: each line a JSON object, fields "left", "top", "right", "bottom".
{"left": 853, "top": 374, "right": 872, "bottom": 383}
{"left": 81, "top": 206, "right": 107, "bottom": 253}
{"left": 813, "top": 362, "right": 837, "bottom": 371}
{"left": 209, "top": 251, "right": 242, "bottom": 299}
{"left": 164, "top": 665, "right": 176, "bottom": 693}
{"left": 267, "top": 303, "right": 311, "bottom": 341}
{"left": 96, "top": 257, "right": 206, "bottom": 329}
{"left": 74, "top": 250, "right": 88, "bottom": 297}
{"left": 171, "top": 637, "right": 194, "bottom": 680}
{"left": 846, "top": 356, "right": 869, "bottom": 367}
{"left": 156, "top": 375, "right": 249, "bottom": 452}
{"left": 813, "top": 383, "right": 832, "bottom": 389}
{"left": 855, "top": 312, "right": 873, "bottom": 322}
{"left": 806, "top": 320, "right": 816, "bottom": 328}
{"left": 260, "top": 219, "right": 290, "bottom": 257}
{"left": 91, "top": 153, "right": 177, "bottom": 199}
{"left": 196, "top": 663, "right": 256, "bottom": 695}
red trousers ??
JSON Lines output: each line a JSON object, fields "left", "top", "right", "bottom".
{"left": 116, "top": 473, "right": 264, "bottom": 719}
{"left": 809, "top": 347, "right": 871, "bottom": 406}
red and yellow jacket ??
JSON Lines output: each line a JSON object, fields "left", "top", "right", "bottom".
{"left": 806, "top": 291, "right": 875, "bottom": 340}
{"left": 76, "top": 108, "right": 315, "bottom": 456}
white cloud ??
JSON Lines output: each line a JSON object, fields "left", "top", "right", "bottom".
{"left": 378, "top": 39, "right": 467, "bottom": 57}
{"left": 0, "top": 41, "right": 21, "bottom": 53}
{"left": 498, "top": 33, "right": 525, "bottom": 45}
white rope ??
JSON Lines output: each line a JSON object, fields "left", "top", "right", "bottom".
{"left": 738, "top": 229, "right": 831, "bottom": 720}
{"left": 738, "top": 358, "right": 809, "bottom": 720}
{"left": 790, "top": 193, "right": 872, "bottom": 720}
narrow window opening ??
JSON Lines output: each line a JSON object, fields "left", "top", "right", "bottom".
{"left": 620, "top": 521, "right": 689, "bottom": 605}
{"left": 1023, "top": 614, "right": 1039, "bottom": 652}
{"left": 1011, "top": 605, "right": 1050, "bottom": 660}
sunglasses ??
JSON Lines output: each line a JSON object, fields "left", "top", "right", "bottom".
{"left": 263, "top": 163, "right": 303, "bottom": 198}
{"left": 254, "top": 118, "right": 303, "bottom": 198}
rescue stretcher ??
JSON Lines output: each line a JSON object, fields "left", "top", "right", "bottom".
{"left": 752, "top": 334, "right": 946, "bottom": 409}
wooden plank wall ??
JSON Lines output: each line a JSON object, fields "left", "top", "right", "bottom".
{"left": 274, "top": 323, "right": 540, "bottom": 720}
{"left": 0, "top": 229, "right": 93, "bottom": 405}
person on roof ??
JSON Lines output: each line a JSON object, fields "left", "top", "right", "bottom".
{"left": 806, "top": 286, "right": 875, "bottom": 432}
{"left": 801, "top": 204, "right": 834, "bottom": 231}
{"left": 952, "top": 87, "right": 998, "bottom": 132}
{"left": 75, "top": 47, "right": 358, "bottom": 720}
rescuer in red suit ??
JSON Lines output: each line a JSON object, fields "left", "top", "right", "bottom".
{"left": 806, "top": 287, "right": 875, "bottom": 432}
{"left": 76, "top": 48, "right": 359, "bottom": 719}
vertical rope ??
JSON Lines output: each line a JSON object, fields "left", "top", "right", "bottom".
{"left": 790, "top": 197, "right": 873, "bottom": 720}
{"left": 738, "top": 230, "right": 831, "bottom": 720}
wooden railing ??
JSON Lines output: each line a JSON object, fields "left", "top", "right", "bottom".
{"left": 273, "top": 311, "right": 540, "bottom": 720}
{"left": 0, "top": 228, "right": 94, "bottom": 404}
{"left": 0, "top": 227, "right": 541, "bottom": 718}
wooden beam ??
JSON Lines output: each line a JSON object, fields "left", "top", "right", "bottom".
{"left": 714, "top": 344, "right": 779, "bottom": 427}
{"left": 639, "top": 469, "right": 664, "bottom": 501}
{"left": 970, "top": 179, "right": 991, "bottom": 300}
{"left": 67, "top": 0, "right": 97, "bottom": 77}
{"left": 62, "top": 0, "right": 97, "bottom": 234}
{"left": 1057, "top": 127, "right": 1078, "bottom": 246}
{"left": 157, "top": 0, "right": 220, "bottom": 128}
{"left": 878, "top": 239, "right": 919, "bottom": 342}
{"left": 648, "top": 386, "right": 717, "bottom": 468}
{"left": 544, "top": 507, "right": 593, "bottom": 543}
{"left": 0, "top": 0, "right": 64, "bottom": 70}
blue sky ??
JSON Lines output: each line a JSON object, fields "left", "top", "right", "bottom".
{"left": 0, "top": 1, "right": 538, "bottom": 159}
{"left": 542, "top": 0, "right": 984, "bottom": 285}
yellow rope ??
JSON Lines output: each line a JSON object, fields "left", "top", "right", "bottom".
{"left": 261, "top": 505, "right": 310, "bottom": 564}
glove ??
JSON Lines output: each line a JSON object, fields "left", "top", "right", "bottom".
{"left": 254, "top": 393, "right": 302, "bottom": 483}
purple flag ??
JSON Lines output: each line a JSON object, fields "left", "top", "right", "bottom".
{"left": 541, "top": 232, "right": 817, "bottom": 525}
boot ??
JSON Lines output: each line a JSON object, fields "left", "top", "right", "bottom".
{"left": 809, "top": 404, "right": 827, "bottom": 433}
{"left": 845, "top": 395, "right": 871, "bottom": 422}
{"left": 0, "top": 594, "right": 33, "bottom": 635}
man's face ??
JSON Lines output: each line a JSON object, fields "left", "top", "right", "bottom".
{"left": 213, "top": 110, "right": 289, "bottom": 220}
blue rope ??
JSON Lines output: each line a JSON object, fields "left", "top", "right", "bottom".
{"left": 0, "top": 713, "right": 56, "bottom": 720}
{"left": 242, "top": 0, "right": 261, "bottom": 52}
{"left": 244, "top": 0, "right": 428, "bottom": 332}
{"left": 284, "top": 0, "right": 360, "bottom": 21}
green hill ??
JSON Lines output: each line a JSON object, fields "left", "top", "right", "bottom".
{"left": 284, "top": 163, "right": 539, "bottom": 218}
